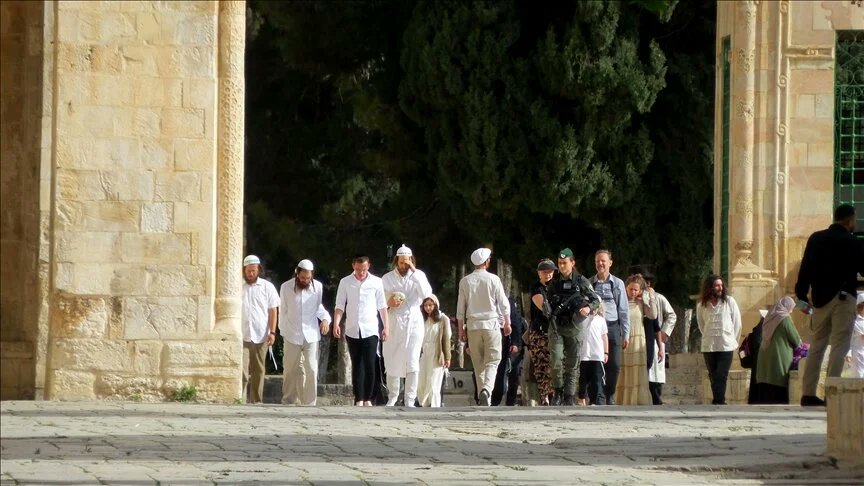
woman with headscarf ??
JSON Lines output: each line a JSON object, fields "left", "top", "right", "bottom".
{"left": 755, "top": 296, "right": 801, "bottom": 404}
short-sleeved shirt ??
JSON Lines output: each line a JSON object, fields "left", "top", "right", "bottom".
{"left": 530, "top": 281, "right": 550, "bottom": 332}
{"left": 242, "top": 278, "right": 280, "bottom": 344}
{"left": 580, "top": 314, "right": 608, "bottom": 361}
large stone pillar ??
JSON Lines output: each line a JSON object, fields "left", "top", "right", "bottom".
{"left": 213, "top": 0, "right": 245, "bottom": 339}
{"left": 731, "top": 0, "right": 757, "bottom": 271}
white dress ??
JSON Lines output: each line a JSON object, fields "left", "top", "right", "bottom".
{"left": 382, "top": 269, "right": 432, "bottom": 377}
{"left": 418, "top": 314, "right": 450, "bottom": 407}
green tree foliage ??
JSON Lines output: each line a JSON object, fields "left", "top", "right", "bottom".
{"left": 399, "top": 0, "right": 668, "bottom": 272}
{"left": 244, "top": 0, "right": 715, "bottom": 307}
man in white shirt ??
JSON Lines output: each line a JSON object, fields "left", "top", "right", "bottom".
{"left": 457, "top": 248, "right": 511, "bottom": 406}
{"left": 241, "top": 254, "right": 280, "bottom": 403}
{"left": 382, "top": 245, "right": 433, "bottom": 407}
{"left": 696, "top": 275, "right": 742, "bottom": 405}
{"left": 333, "top": 255, "right": 390, "bottom": 406}
{"left": 279, "top": 259, "right": 332, "bottom": 406}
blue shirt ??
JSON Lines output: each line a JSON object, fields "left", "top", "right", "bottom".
{"left": 590, "top": 274, "right": 631, "bottom": 340}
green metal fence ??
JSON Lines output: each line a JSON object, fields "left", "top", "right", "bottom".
{"left": 835, "top": 30, "right": 864, "bottom": 232}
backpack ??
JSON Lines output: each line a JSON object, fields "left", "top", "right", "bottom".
{"left": 738, "top": 319, "right": 763, "bottom": 369}
{"left": 738, "top": 334, "right": 755, "bottom": 368}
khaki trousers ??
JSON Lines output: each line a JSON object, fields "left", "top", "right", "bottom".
{"left": 467, "top": 328, "right": 502, "bottom": 397}
{"left": 802, "top": 294, "right": 856, "bottom": 397}
{"left": 243, "top": 340, "right": 268, "bottom": 403}
{"left": 282, "top": 341, "right": 317, "bottom": 405}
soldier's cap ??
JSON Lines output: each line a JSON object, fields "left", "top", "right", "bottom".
{"left": 558, "top": 248, "right": 574, "bottom": 259}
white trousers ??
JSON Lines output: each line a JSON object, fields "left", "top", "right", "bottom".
{"left": 386, "top": 371, "right": 418, "bottom": 406}
{"left": 282, "top": 341, "right": 318, "bottom": 406}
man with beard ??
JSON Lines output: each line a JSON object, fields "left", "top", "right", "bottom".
{"left": 382, "top": 245, "right": 433, "bottom": 407}
{"left": 241, "top": 255, "right": 280, "bottom": 403}
{"left": 279, "top": 259, "right": 332, "bottom": 406}
{"left": 696, "top": 275, "right": 742, "bottom": 405}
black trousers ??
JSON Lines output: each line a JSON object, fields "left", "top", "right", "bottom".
{"left": 346, "top": 334, "right": 379, "bottom": 403}
{"left": 578, "top": 360, "right": 604, "bottom": 404}
{"left": 492, "top": 352, "right": 523, "bottom": 406}
{"left": 600, "top": 320, "right": 622, "bottom": 404}
{"left": 703, "top": 351, "right": 734, "bottom": 404}
{"left": 648, "top": 382, "right": 663, "bottom": 405}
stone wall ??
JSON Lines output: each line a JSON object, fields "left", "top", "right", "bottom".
{"left": 0, "top": 0, "right": 45, "bottom": 400}
{"left": 714, "top": 1, "right": 864, "bottom": 334}
{"left": 1, "top": 1, "right": 246, "bottom": 402}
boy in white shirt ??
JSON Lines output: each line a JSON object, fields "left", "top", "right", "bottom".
{"left": 578, "top": 307, "right": 609, "bottom": 406}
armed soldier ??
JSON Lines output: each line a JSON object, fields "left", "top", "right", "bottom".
{"left": 543, "top": 248, "right": 601, "bottom": 406}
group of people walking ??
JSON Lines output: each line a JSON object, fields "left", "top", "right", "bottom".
{"left": 239, "top": 204, "right": 862, "bottom": 407}
{"left": 523, "top": 249, "right": 676, "bottom": 407}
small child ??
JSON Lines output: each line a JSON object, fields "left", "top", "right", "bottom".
{"left": 847, "top": 292, "right": 864, "bottom": 378}
{"left": 577, "top": 307, "right": 608, "bottom": 406}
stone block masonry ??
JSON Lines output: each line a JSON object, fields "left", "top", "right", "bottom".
{"left": 0, "top": 1, "right": 246, "bottom": 401}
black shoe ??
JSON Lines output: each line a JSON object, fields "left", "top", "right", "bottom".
{"left": 479, "top": 389, "right": 491, "bottom": 406}
{"left": 606, "top": 396, "right": 616, "bottom": 406}
{"left": 711, "top": 399, "right": 728, "bottom": 405}
{"left": 562, "top": 395, "right": 576, "bottom": 406}
{"left": 800, "top": 395, "right": 826, "bottom": 407}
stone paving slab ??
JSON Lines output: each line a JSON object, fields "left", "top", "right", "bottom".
{"left": 1, "top": 401, "right": 862, "bottom": 485}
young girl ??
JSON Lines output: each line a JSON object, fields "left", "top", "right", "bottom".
{"left": 417, "top": 294, "right": 452, "bottom": 407}
{"left": 578, "top": 305, "right": 609, "bottom": 406}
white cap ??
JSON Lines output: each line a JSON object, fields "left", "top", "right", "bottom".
{"left": 857, "top": 291, "right": 864, "bottom": 306}
{"left": 243, "top": 255, "right": 261, "bottom": 267}
{"left": 396, "top": 244, "right": 413, "bottom": 257}
{"left": 470, "top": 248, "right": 492, "bottom": 266}
{"left": 297, "top": 259, "right": 314, "bottom": 271}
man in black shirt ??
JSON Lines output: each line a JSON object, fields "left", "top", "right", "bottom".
{"left": 795, "top": 204, "right": 864, "bottom": 406}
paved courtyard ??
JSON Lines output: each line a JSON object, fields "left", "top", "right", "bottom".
{"left": 1, "top": 401, "right": 861, "bottom": 485}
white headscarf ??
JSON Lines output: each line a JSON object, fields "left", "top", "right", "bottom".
{"left": 761, "top": 296, "right": 795, "bottom": 349}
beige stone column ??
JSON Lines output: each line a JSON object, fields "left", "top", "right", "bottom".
{"left": 213, "top": 0, "right": 245, "bottom": 337}
{"left": 731, "top": 0, "right": 757, "bottom": 270}
{"left": 825, "top": 378, "right": 864, "bottom": 465}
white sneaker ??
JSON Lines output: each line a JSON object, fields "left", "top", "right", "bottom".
{"left": 385, "top": 398, "right": 397, "bottom": 407}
